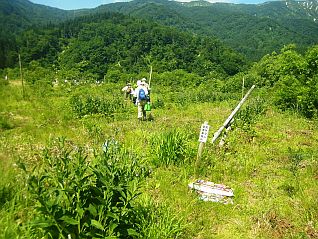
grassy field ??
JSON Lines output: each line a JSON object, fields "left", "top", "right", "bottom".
{"left": 1, "top": 79, "right": 318, "bottom": 238}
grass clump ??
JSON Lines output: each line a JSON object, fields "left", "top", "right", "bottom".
{"left": 150, "top": 129, "right": 190, "bottom": 167}
{"left": 0, "top": 115, "right": 14, "bottom": 131}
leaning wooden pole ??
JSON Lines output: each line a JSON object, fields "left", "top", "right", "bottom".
{"left": 211, "top": 84, "right": 255, "bottom": 144}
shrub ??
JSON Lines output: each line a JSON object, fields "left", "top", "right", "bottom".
{"left": 235, "top": 96, "right": 267, "bottom": 131}
{"left": 250, "top": 44, "right": 318, "bottom": 118}
{"left": 70, "top": 94, "right": 127, "bottom": 118}
{"left": 23, "top": 137, "right": 150, "bottom": 238}
{"left": 274, "top": 75, "right": 318, "bottom": 118}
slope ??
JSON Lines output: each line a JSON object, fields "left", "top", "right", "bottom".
{"left": 0, "top": 0, "right": 71, "bottom": 33}
{"left": 0, "top": 0, "right": 72, "bottom": 68}
{"left": 96, "top": 0, "right": 318, "bottom": 61}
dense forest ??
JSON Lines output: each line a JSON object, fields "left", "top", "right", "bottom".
{"left": 99, "top": 0, "right": 318, "bottom": 60}
{"left": 1, "top": 0, "right": 318, "bottom": 238}
{"left": 2, "top": 0, "right": 318, "bottom": 69}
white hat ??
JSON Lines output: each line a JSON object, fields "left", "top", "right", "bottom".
{"left": 137, "top": 80, "right": 141, "bottom": 86}
{"left": 141, "top": 78, "right": 146, "bottom": 82}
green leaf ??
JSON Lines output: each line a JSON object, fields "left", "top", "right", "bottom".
{"left": 108, "top": 222, "right": 118, "bottom": 233}
{"left": 91, "top": 219, "right": 104, "bottom": 230}
{"left": 59, "top": 215, "right": 78, "bottom": 225}
{"left": 88, "top": 204, "right": 97, "bottom": 217}
{"left": 107, "top": 211, "right": 119, "bottom": 221}
{"left": 127, "top": 228, "right": 140, "bottom": 237}
{"left": 77, "top": 207, "right": 85, "bottom": 218}
{"left": 31, "top": 218, "right": 55, "bottom": 228}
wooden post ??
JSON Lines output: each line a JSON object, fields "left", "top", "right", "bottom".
{"left": 18, "top": 54, "right": 25, "bottom": 98}
{"left": 195, "top": 121, "right": 210, "bottom": 177}
{"left": 197, "top": 142, "right": 204, "bottom": 162}
{"left": 211, "top": 85, "right": 255, "bottom": 144}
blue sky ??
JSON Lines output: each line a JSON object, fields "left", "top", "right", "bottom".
{"left": 30, "top": 0, "right": 270, "bottom": 10}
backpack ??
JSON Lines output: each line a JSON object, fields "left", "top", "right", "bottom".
{"left": 138, "top": 88, "right": 147, "bottom": 100}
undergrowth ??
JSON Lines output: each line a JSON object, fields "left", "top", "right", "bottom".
{"left": 1, "top": 76, "right": 318, "bottom": 239}
{"left": 16, "top": 137, "right": 185, "bottom": 239}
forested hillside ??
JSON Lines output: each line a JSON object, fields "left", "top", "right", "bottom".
{"left": 2, "top": 0, "right": 318, "bottom": 69}
{"left": 2, "top": 10, "right": 247, "bottom": 79}
{"left": 0, "top": 0, "right": 73, "bottom": 68}
{"left": 0, "top": 0, "right": 70, "bottom": 31}
{"left": 99, "top": 0, "right": 318, "bottom": 60}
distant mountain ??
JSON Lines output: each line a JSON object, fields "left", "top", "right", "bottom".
{"left": 0, "top": 0, "right": 247, "bottom": 77}
{"left": 0, "top": 0, "right": 74, "bottom": 68}
{"left": 233, "top": 0, "right": 318, "bottom": 22}
{"left": 1, "top": 0, "right": 318, "bottom": 69}
{"left": 0, "top": 0, "right": 71, "bottom": 33}
{"left": 95, "top": 0, "right": 318, "bottom": 60}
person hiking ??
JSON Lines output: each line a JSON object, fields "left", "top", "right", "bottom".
{"left": 121, "top": 83, "right": 133, "bottom": 100}
{"left": 134, "top": 80, "right": 149, "bottom": 121}
{"left": 141, "top": 78, "right": 150, "bottom": 91}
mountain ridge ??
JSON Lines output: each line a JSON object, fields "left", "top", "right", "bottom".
{"left": 1, "top": 0, "right": 318, "bottom": 68}
{"left": 94, "top": 0, "right": 318, "bottom": 59}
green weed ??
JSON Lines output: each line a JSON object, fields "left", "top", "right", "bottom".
{"left": 135, "top": 196, "right": 185, "bottom": 239}
{"left": 151, "top": 129, "right": 189, "bottom": 167}
{"left": 0, "top": 115, "right": 14, "bottom": 130}
{"left": 70, "top": 94, "right": 127, "bottom": 119}
{"left": 0, "top": 78, "right": 9, "bottom": 86}
{"left": 2, "top": 64, "right": 318, "bottom": 239}
{"left": 151, "top": 98, "right": 165, "bottom": 109}
{"left": 22, "top": 137, "right": 150, "bottom": 238}
{"left": 287, "top": 147, "right": 304, "bottom": 176}
{"left": 235, "top": 96, "right": 267, "bottom": 131}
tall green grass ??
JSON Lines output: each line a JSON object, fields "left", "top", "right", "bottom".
{"left": 1, "top": 72, "right": 318, "bottom": 238}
